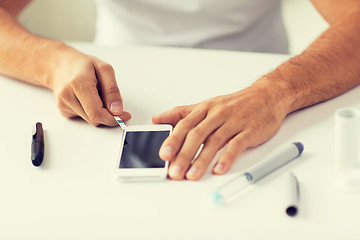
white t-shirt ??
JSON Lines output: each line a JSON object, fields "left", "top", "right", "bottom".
{"left": 93, "top": 0, "right": 288, "bottom": 53}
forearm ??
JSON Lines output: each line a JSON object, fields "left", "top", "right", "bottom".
{"left": 0, "top": 2, "right": 129, "bottom": 127}
{"left": 0, "top": 7, "right": 68, "bottom": 88}
{"left": 255, "top": 8, "right": 360, "bottom": 114}
{"left": 0, "top": 0, "right": 32, "bottom": 16}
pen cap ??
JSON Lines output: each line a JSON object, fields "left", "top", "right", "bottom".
{"left": 283, "top": 172, "right": 299, "bottom": 217}
{"left": 334, "top": 107, "right": 360, "bottom": 171}
{"left": 31, "top": 122, "right": 44, "bottom": 167}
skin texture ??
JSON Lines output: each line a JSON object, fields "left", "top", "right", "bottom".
{"left": 152, "top": 0, "right": 360, "bottom": 180}
{"left": 0, "top": 0, "right": 131, "bottom": 126}
{"left": 0, "top": 0, "right": 359, "bottom": 180}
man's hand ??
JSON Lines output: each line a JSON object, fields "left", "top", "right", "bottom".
{"left": 153, "top": 0, "right": 360, "bottom": 181}
{"left": 152, "top": 84, "right": 287, "bottom": 180}
{"left": 0, "top": 4, "right": 131, "bottom": 127}
{"left": 51, "top": 48, "right": 131, "bottom": 126}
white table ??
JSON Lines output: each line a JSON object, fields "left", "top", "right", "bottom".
{"left": 1, "top": 43, "right": 359, "bottom": 239}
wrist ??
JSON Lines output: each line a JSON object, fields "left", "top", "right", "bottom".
{"left": 31, "top": 39, "right": 70, "bottom": 89}
{"left": 250, "top": 76, "right": 292, "bottom": 117}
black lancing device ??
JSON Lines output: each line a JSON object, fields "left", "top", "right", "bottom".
{"left": 31, "top": 122, "right": 44, "bottom": 167}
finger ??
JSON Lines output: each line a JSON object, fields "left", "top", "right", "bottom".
{"left": 158, "top": 106, "right": 207, "bottom": 161}
{"left": 57, "top": 99, "right": 77, "bottom": 118}
{"left": 213, "top": 130, "right": 252, "bottom": 175}
{"left": 94, "top": 60, "right": 124, "bottom": 115}
{"left": 57, "top": 86, "right": 98, "bottom": 125}
{"left": 185, "top": 123, "right": 237, "bottom": 180}
{"left": 59, "top": 107, "right": 78, "bottom": 119}
{"left": 167, "top": 116, "right": 225, "bottom": 180}
{"left": 115, "top": 111, "right": 132, "bottom": 122}
{"left": 72, "top": 75, "right": 119, "bottom": 126}
{"left": 152, "top": 105, "right": 195, "bottom": 126}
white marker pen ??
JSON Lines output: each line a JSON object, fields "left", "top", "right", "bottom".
{"left": 114, "top": 116, "right": 126, "bottom": 130}
{"left": 284, "top": 172, "right": 300, "bottom": 217}
{"left": 211, "top": 142, "right": 304, "bottom": 205}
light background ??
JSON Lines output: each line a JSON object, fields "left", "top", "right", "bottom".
{"left": 18, "top": 0, "right": 329, "bottom": 55}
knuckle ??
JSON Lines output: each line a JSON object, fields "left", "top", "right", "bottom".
{"left": 98, "top": 62, "right": 114, "bottom": 73}
{"left": 197, "top": 98, "right": 212, "bottom": 107}
{"left": 170, "top": 134, "right": 182, "bottom": 145}
{"left": 240, "top": 129, "right": 256, "bottom": 145}
{"left": 228, "top": 136, "right": 243, "bottom": 148}
{"left": 56, "top": 88, "right": 74, "bottom": 104}
{"left": 172, "top": 105, "right": 184, "bottom": 113}
{"left": 103, "top": 84, "right": 119, "bottom": 94}
{"left": 177, "top": 118, "right": 195, "bottom": 130}
{"left": 187, "top": 128, "right": 204, "bottom": 139}
{"left": 222, "top": 150, "right": 237, "bottom": 164}
{"left": 200, "top": 100, "right": 213, "bottom": 109}
{"left": 87, "top": 110, "right": 103, "bottom": 123}
{"left": 69, "top": 76, "right": 84, "bottom": 90}
{"left": 211, "top": 107, "right": 227, "bottom": 117}
{"left": 166, "top": 134, "right": 183, "bottom": 149}
{"left": 176, "top": 118, "right": 188, "bottom": 129}
{"left": 207, "top": 134, "right": 223, "bottom": 146}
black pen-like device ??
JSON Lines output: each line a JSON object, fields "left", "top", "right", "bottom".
{"left": 31, "top": 122, "right": 44, "bottom": 167}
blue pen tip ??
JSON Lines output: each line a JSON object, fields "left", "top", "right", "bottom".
{"left": 293, "top": 142, "right": 304, "bottom": 154}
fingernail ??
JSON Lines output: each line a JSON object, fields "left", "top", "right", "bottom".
{"left": 160, "top": 146, "right": 172, "bottom": 158}
{"left": 110, "top": 101, "right": 123, "bottom": 114}
{"left": 169, "top": 165, "right": 181, "bottom": 178}
{"left": 214, "top": 162, "right": 225, "bottom": 173}
{"left": 187, "top": 166, "right": 198, "bottom": 178}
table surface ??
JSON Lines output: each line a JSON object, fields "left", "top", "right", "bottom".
{"left": 1, "top": 42, "right": 360, "bottom": 240}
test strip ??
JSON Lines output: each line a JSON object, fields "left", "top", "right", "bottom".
{"left": 114, "top": 116, "right": 126, "bottom": 130}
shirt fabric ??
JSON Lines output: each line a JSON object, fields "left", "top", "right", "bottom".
{"left": 93, "top": 0, "right": 289, "bottom": 54}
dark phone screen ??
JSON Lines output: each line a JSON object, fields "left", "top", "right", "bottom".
{"left": 119, "top": 131, "right": 170, "bottom": 168}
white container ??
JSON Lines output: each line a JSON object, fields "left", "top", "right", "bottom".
{"left": 334, "top": 107, "right": 360, "bottom": 191}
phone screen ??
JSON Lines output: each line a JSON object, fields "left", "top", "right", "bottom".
{"left": 119, "top": 131, "right": 170, "bottom": 168}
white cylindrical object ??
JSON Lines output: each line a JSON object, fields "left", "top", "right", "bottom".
{"left": 284, "top": 172, "right": 299, "bottom": 217}
{"left": 336, "top": 168, "right": 360, "bottom": 192}
{"left": 247, "top": 142, "right": 303, "bottom": 182}
{"left": 334, "top": 107, "right": 360, "bottom": 171}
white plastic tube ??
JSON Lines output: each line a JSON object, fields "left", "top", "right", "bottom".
{"left": 284, "top": 172, "right": 300, "bottom": 217}
{"left": 334, "top": 107, "right": 360, "bottom": 171}
{"left": 334, "top": 107, "right": 360, "bottom": 191}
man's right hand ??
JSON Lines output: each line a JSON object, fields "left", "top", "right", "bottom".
{"left": 50, "top": 46, "right": 131, "bottom": 126}
{"left": 0, "top": 3, "right": 131, "bottom": 127}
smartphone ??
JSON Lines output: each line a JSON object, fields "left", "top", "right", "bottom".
{"left": 114, "top": 124, "right": 172, "bottom": 181}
